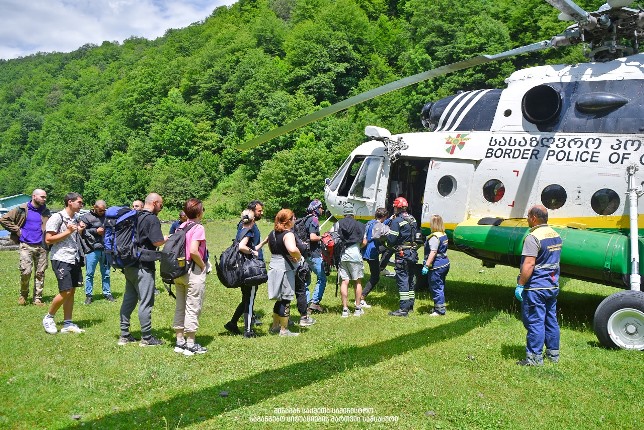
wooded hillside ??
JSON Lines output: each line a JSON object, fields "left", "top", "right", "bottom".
{"left": 0, "top": 0, "right": 586, "bottom": 215}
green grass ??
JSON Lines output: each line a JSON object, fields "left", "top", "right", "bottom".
{"left": 0, "top": 219, "right": 641, "bottom": 429}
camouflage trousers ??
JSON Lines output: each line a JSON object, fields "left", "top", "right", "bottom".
{"left": 19, "top": 243, "right": 48, "bottom": 300}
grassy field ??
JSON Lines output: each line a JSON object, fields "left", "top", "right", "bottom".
{"left": 0, "top": 219, "right": 641, "bottom": 429}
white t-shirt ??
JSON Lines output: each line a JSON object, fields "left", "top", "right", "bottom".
{"left": 46, "top": 210, "right": 82, "bottom": 264}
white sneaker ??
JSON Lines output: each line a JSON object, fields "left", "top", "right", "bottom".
{"left": 353, "top": 308, "right": 364, "bottom": 317}
{"left": 341, "top": 308, "right": 350, "bottom": 318}
{"left": 429, "top": 311, "right": 444, "bottom": 317}
{"left": 60, "top": 324, "right": 85, "bottom": 333}
{"left": 359, "top": 300, "right": 371, "bottom": 309}
{"left": 42, "top": 316, "right": 57, "bottom": 334}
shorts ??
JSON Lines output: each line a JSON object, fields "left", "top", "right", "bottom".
{"left": 338, "top": 260, "right": 364, "bottom": 281}
{"left": 51, "top": 260, "right": 83, "bottom": 292}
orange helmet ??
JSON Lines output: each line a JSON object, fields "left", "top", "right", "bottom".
{"left": 393, "top": 197, "right": 408, "bottom": 208}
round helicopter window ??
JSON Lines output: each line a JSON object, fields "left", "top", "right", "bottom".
{"left": 437, "top": 175, "right": 456, "bottom": 197}
{"left": 483, "top": 179, "right": 505, "bottom": 203}
{"left": 541, "top": 184, "right": 567, "bottom": 210}
{"left": 591, "top": 189, "right": 620, "bottom": 215}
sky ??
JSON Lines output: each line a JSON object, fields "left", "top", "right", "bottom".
{"left": 0, "top": 0, "right": 237, "bottom": 60}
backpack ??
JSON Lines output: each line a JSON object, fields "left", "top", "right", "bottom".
{"left": 159, "top": 222, "right": 198, "bottom": 285}
{"left": 104, "top": 206, "right": 148, "bottom": 269}
{"left": 215, "top": 228, "right": 248, "bottom": 288}
{"left": 293, "top": 214, "right": 313, "bottom": 256}
{"left": 403, "top": 214, "right": 424, "bottom": 247}
{"left": 320, "top": 230, "right": 344, "bottom": 268}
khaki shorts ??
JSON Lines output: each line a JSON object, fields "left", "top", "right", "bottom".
{"left": 338, "top": 260, "right": 364, "bottom": 281}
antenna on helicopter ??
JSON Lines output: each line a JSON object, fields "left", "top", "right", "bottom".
{"left": 364, "top": 126, "right": 408, "bottom": 163}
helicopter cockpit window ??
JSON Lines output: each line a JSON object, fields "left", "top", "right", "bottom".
{"left": 591, "top": 189, "right": 620, "bottom": 215}
{"left": 337, "top": 156, "right": 366, "bottom": 197}
{"left": 541, "top": 184, "right": 567, "bottom": 210}
{"left": 349, "top": 156, "right": 382, "bottom": 200}
{"left": 483, "top": 179, "right": 505, "bottom": 203}
{"left": 437, "top": 175, "right": 457, "bottom": 197}
{"left": 328, "top": 156, "right": 352, "bottom": 192}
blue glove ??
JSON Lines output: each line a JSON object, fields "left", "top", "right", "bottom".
{"left": 421, "top": 266, "right": 429, "bottom": 276}
{"left": 515, "top": 285, "right": 524, "bottom": 302}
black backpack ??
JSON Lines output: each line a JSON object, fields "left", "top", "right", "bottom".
{"left": 104, "top": 206, "right": 150, "bottom": 269}
{"left": 293, "top": 214, "right": 313, "bottom": 256}
{"left": 215, "top": 228, "right": 248, "bottom": 288}
{"left": 160, "top": 222, "right": 198, "bottom": 285}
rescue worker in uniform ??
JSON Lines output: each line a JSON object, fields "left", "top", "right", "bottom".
{"left": 515, "top": 205, "right": 562, "bottom": 366}
{"left": 385, "top": 197, "right": 418, "bottom": 317}
{"left": 422, "top": 214, "right": 450, "bottom": 316}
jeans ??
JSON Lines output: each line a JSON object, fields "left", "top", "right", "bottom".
{"left": 84, "top": 249, "right": 111, "bottom": 296}
{"left": 305, "top": 256, "right": 327, "bottom": 304}
{"left": 521, "top": 288, "right": 560, "bottom": 356}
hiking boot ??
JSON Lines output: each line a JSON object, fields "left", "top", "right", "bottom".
{"left": 353, "top": 307, "right": 364, "bottom": 317}
{"left": 118, "top": 334, "right": 139, "bottom": 345}
{"left": 60, "top": 324, "right": 85, "bottom": 334}
{"left": 545, "top": 349, "right": 560, "bottom": 363}
{"left": 516, "top": 353, "right": 543, "bottom": 366}
{"left": 388, "top": 309, "right": 408, "bottom": 317}
{"left": 42, "top": 315, "right": 57, "bottom": 334}
{"left": 18, "top": 296, "right": 27, "bottom": 306}
{"left": 359, "top": 299, "right": 372, "bottom": 309}
{"left": 279, "top": 329, "right": 299, "bottom": 337}
{"left": 140, "top": 336, "right": 163, "bottom": 347}
{"left": 341, "top": 308, "right": 350, "bottom": 318}
{"left": 183, "top": 343, "right": 208, "bottom": 356}
{"left": 299, "top": 315, "right": 316, "bottom": 326}
{"left": 243, "top": 330, "right": 257, "bottom": 338}
{"left": 308, "top": 302, "right": 325, "bottom": 313}
{"left": 84, "top": 296, "right": 93, "bottom": 305}
{"left": 174, "top": 341, "right": 187, "bottom": 354}
{"left": 224, "top": 321, "right": 241, "bottom": 335}
{"left": 104, "top": 294, "right": 115, "bottom": 302}
{"left": 33, "top": 299, "right": 45, "bottom": 306}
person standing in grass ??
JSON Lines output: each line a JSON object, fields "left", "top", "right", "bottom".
{"left": 421, "top": 214, "right": 450, "bottom": 316}
{"left": 0, "top": 189, "right": 51, "bottom": 306}
{"left": 80, "top": 200, "right": 114, "bottom": 304}
{"left": 172, "top": 198, "right": 209, "bottom": 356}
{"left": 515, "top": 205, "right": 562, "bottom": 366}
{"left": 42, "top": 192, "right": 86, "bottom": 334}
{"left": 360, "top": 207, "right": 389, "bottom": 309}
{"left": 335, "top": 203, "right": 366, "bottom": 318}
{"left": 118, "top": 193, "right": 167, "bottom": 347}
{"left": 169, "top": 210, "right": 187, "bottom": 235}
{"left": 267, "top": 209, "right": 303, "bottom": 337}
{"left": 224, "top": 209, "right": 262, "bottom": 338}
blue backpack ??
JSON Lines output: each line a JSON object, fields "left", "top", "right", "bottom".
{"left": 104, "top": 206, "right": 148, "bottom": 269}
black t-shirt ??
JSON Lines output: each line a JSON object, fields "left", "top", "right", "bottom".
{"left": 305, "top": 215, "right": 321, "bottom": 258}
{"left": 268, "top": 230, "right": 291, "bottom": 258}
{"left": 336, "top": 216, "right": 365, "bottom": 246}
{"left": 137, "top": 211, "right": 164, "bottom": 269}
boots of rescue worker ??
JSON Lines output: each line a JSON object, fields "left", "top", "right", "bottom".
{"left": 516, "top": 352, "right": 544, "bottom": 366}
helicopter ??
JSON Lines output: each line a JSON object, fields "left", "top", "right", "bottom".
{"left": 239, "top": 0, "right": 644, "bottom": 350}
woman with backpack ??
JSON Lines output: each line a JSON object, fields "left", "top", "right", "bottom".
{"left": 267, "top": 209, "right": 304, "bottom": 337}
{"left": 172, "top": 198, "right": 209, "bottom": 355}
{"left": 224, "top": 209, "right": 262, "bottom": 338}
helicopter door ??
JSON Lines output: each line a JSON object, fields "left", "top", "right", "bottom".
{"left": 346, "top": 156, "right": 385, "bottom": 216}
{"left": 423, "top": 159, "right": 476, "bottom": 229}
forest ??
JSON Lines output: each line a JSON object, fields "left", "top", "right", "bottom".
{"left": 0, "top": 0, "right": 591, "bottom": 216}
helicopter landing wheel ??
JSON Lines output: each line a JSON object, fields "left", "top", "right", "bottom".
{"left": 593, "top": 290, "right": 644, "bottom": 350}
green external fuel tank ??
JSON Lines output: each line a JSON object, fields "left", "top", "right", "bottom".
{"left": 452, "top": 218, "right": 641, "bottom": 287}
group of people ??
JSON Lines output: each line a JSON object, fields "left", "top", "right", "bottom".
{"left": 0, "top": 189, "right": 562, "bottom": 365}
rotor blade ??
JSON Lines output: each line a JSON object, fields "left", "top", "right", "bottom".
{"left": 544, "top": 0, "right": 592, "bottom": 25}
{"left": 238, "top": 40, "right": 551, "bottom": 150}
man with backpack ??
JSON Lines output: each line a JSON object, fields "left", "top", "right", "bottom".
{"left": 80, "top": 200, "right": 114, "bottom": 304}
{"left": 118, "top": 193, "right": 167, "bottom": 347}
{"left": 335, "top": 203, "right": 366, "bottom": 317}
{"left": 302, "top": 199, "right": 327, "bottom": 314}
{"left": 361, "top": 207, "right": 390, "bottom": 308}
{"left": 0, "top": 189, "right": 51, "bottom": 306}
{"left": 385, "top": 197, "right": 419, "bottom": 317}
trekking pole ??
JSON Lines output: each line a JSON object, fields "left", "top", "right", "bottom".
{"left": 334, "top": 265, "right": 340, "bottom": 297}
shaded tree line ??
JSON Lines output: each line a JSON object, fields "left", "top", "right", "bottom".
{"left": 0, "top": 0, "right": 583, "bottom": 216}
